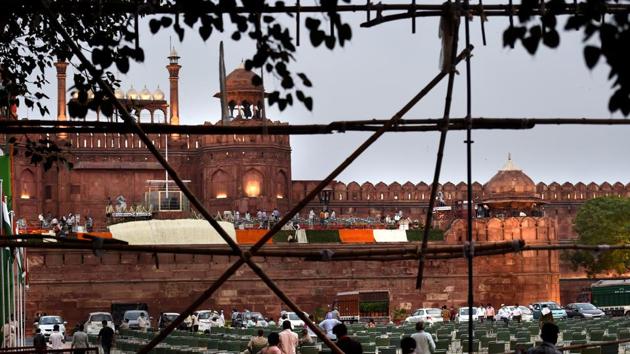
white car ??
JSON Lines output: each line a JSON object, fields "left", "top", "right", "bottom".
{"left": 405, "top": 308, "right": 443, "bottom": 324}
{"left": 499, "top": 306, "right": 533, "bottom": 322}
{"left": 123, "top": 310, "right": 151, "bottom": 330}
{"left": 194, "top": 310, "right": 224, "bottom": 332}
{"left": 35, "top": 315, "right": 66, "bottom": 340}
{"left": 456, "top": 307, "right": 479, "bottom": 323}
{"left": 278, "top": 311, "right": 307, "bottom": 328}
{"left": 85, "top": 312, "right": 115, "bottom": 335}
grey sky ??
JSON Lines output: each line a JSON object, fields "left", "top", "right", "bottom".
{"left": 20, "top": 7, "right": 628, "bottom": 185}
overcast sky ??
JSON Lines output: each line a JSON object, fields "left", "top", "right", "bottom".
{"left": 20, "top": 6, "right": 628, "bottom": 185}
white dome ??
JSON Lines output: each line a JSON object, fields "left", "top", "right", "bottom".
{"left": 114, "top": 88, "right": 124, "bottom": 99}
{"left": 127, "top": 86, "right": 138, "bottom": 100}
{"left": 140, "top": 86, "right": 152, "bottom": 100}
{"left": 87, "top": 90, "right": 95, "bottom": 99}
{"left": 153, "top": 86, "right": 165, "bottom": 100}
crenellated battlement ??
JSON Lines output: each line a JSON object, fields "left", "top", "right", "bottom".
{"left": 292, "top": 180, "right": 630, "bottom": 204}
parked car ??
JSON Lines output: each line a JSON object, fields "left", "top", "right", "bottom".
{"left": 456, "top": 307, "right": 479, "bottom": 323}
{"left": 194, "top": 310, "right": 224, "bottom": 332}
{"left": 565, "top": 303, "right": 605, "bottom": 319}
{"left": 530, "top": 302, "right": 567, "bottom": 320}
{"left": 85, "top": 312, "right": 115, "bottom": 335}
{"left": 34, "top": 315, "right": 66, "bottom": 341}
{"left": 404, "top": 308, "right": 443, "bottom": 324}
{"left": 123, "top": 310, "right": 151, "bottom": 330}
{"left": 497, "top": 306, "right": 534, "bottom": 322}
{"left": 277, "top": 311, "right": 307, "bottom": 328}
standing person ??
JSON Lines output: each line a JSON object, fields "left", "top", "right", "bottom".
{"left": 538, "top": 305, "right": 554, "bottom": 329}
{"left": 498, "top": 305, "right": 510, "bottom": 326}
{"left": 527, "top": 323, "right": 561, "bottom": 354}
{"left": 278, "top": 321, "right": 298, "bottom": 354}
{"left": 261, "top": 332, "right": 282, "bottom": 354}
{"left": 138, "top": 312, "right": 149, "bottom": 333}
{"left": 333, "top": 323, "right": 363, "bottom": 354}
{"left": 449, "top": 307, "right": 456, "bottom": 322}
{"left": 33, "top": 328, "right": 47, "bottom": 353}
{"left": 401, "top": 337, "right": 418, "bottom": 354}
{"left": 220, "top": 310, "right": 226, "bottom": 324}
{"left": 478, "top": 305, "right": 486, "bottom": 323}
{"left": 486, "top": 304, "right": 496, "bottom": 322}
{"left": 97, "top": 320, "right": 115, "bottom": 354}
{"left": 2, "top": 318, "right": 16, "bottom": 348}
{"left": 49, "top": 324, "right": 65, "bottom": 350}
{"left": 71, "top": 324, "right": 90, "bottom": 354}
{"left": 191, "top": 313, "right": 199, "bottom": 332}
{"left": 440, "top": 306, "right": 450, "bottom": 323}
{"left": 410, "top": 322, "right": 436, "bottom": 354}
{"left": 319, "top": 314, "right": 342, "bottom": 340}
{"left": 332, "top": 307, "right": 340, "bottom": 320}
{"left": 512, "top": 304, "right": 523, "bottom": 323}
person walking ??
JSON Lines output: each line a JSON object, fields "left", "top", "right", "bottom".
{"left": 319, "top": 314, "right": 342, "bottom": 340}
{"left": 527, "top": 323, "right": 561, "bottom": 354}
{"left": 71, "top": 324, "right": 90, "bottom": 354}
{"left": 33, "top": 328, "right": 47, "bottom": 353}
{"left": 478, "top": 305, "right": 486, "bottom": 323}
{"left": 97, "top": 320, "right": 115, "bottom": 354}
{"left": 410, "top": 322, "right": 436, "bottom": 354}
{"left": 49, "top": 324, "right": 65, "bottom": 350}
{"left": 333, "top": 323, "right": 363, "bottom": 354}
{"left": 401, "top": 337, "right": 418, "bottom": 354}
{"left": 278, "top": 321, "right": 298, "bottom": 354}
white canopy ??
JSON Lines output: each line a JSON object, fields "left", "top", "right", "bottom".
{"left": 108, "top": 219, "right": 236, "bottom": 245}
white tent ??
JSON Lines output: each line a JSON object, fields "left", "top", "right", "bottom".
{"left": 108, "top": 219, "right": 236, "bottom": 245}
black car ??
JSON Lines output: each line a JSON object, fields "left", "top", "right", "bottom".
{"left": 565, "top": 303, "right": 605, "bottom": 319}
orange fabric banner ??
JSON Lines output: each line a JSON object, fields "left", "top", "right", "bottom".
{"left": 236, "top": 229, "right": 273, "bottom": 244}
{"left": 76, "top": 232, "right": 113, "bottom": 240}
{"left": 338, "top": 229, "right": 375, "bottom": 243}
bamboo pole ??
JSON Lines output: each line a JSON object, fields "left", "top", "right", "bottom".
{"left": 4, "top": 118, "right": 630, "bottom": 135}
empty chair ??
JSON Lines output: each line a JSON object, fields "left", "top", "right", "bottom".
{"left": 488, "top": 341, "right": 507, "bottom": 354}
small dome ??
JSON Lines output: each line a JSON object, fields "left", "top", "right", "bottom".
{"left": 484, "top": 155, "right": 536, "bottom": 198}
{"left": 87, "top": 90, "right": 95, "bottom": 99}
{"left": 169, "top": 47, "right": 178, "bottom": 58}
{"left": 140, "top": 86, "right": 152, "bottom": 100}
{"left": 153, "top": 86, "right": 165, "bottom": 100}
{"left": 127, "top": 86, "right": 138, "bottom": 100}
{"left": 114, "top": 88, "right": 124, "bottom": 99}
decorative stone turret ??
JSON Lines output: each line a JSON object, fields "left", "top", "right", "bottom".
{"left": 166, "top": 48, "right": 181, "bottom": 125}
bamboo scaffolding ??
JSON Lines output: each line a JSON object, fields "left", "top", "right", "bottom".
{"left": 26, "top": 2, "right": 630, "bottom": 16}
{"left": 4, "top": 238, "right": 630, "bottom": 260}
{"left": 4, "top": 118, "right": 630, "bottom": 135}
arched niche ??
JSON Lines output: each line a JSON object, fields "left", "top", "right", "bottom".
{"left": 243, "top": 168, "right": 264, "bottom": 197}
{"left": 211, "top": 169, "right": 230, "bottom": 199}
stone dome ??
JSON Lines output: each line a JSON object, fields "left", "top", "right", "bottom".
{"left": 484, "top": 156, "right": 537, "bottom": 198}
{"left": 224, "top": 64, "right": 263, "bottom": 93}
{"left": 153, "top": 86, "right": 165, "bottom": 100}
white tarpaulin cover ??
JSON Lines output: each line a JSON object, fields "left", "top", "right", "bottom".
{"left": 108, "top": 219, "right": 236, "bottom": 245}
{"left": 373, "top": 229, "right": 408, "bottom": 243}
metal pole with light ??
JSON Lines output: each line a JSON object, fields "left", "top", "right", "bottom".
{"left": 318, "top": 186, "right": 333, "bottom": 212}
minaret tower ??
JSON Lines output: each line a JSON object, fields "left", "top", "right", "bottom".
{"left": 54, "top": 59, "right": 68, "bottom": 139}
{"left": 166, "top": 48, "right": 181, "bottom": 125}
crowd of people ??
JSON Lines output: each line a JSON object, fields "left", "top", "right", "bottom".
{"left": 31, "top": 212, "right": 94, "bottom": 235}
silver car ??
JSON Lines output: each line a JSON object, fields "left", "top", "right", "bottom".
{"left": 405, "top": 308, "right": 443, "bottom": 324}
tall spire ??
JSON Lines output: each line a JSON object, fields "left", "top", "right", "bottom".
{"left": 54, "top": 58, "right": 69, "bottom": 139}
{"left": 501, "top": 153, "right": 521, "bottom": 171}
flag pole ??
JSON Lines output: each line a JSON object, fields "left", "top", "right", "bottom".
{"left": 0, "top": 179, "right": 4, "bottom": 326}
